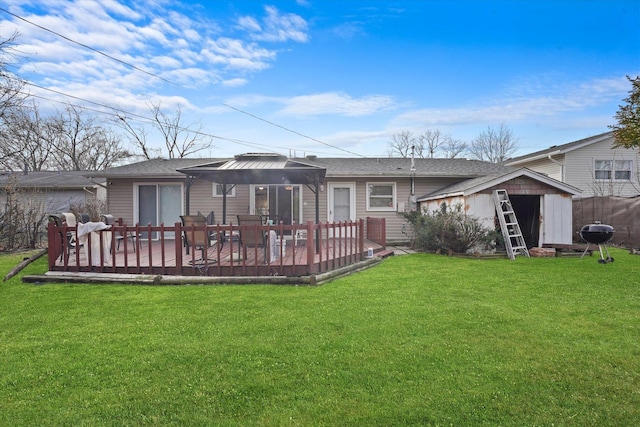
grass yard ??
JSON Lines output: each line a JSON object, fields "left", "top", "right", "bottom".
{"left": 0, "top": 249, "right": 639, "bottom": 426}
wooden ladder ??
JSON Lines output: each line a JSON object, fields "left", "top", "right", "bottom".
{"left": 493, "top": 189, "right": 530, "bottom": 260}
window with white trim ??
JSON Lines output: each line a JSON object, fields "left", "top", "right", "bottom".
{"left": 615, "top": 160, "right": 632, "bottom": 180}
{"left": 367, "top": 182, "right": 396, "bottom": 211}
{"left": 213, "top": 183, "right": 235, "bottom": 197}
{"left": 595, "top": 160, "right": 633, "bottom": 180}
{"left": 594, "top": 160, "right": 612, "bottom": 179}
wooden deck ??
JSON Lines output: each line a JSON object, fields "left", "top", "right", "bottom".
{"left": 48, "top": 219, "right": 386, "bottom": 278}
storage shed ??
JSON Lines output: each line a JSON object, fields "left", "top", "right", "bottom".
{"left": 417, "top": 168, "right": 581, "bottom": 247}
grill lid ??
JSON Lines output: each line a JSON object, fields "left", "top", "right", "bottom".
{"left": 580, "top": 222, "right": 614, "bottom": 244}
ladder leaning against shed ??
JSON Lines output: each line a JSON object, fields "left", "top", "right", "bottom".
{"left": 493, "top": 189, "right": 530, "bottom": 260}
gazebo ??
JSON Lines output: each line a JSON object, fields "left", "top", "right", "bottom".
{"left": 176, "top": 153, "right": 326, "bottom": 226}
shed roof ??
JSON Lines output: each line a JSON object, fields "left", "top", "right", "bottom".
{"left": 417, "top": 168, "right": 581, "bottom": 201}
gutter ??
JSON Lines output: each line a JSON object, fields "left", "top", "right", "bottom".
{"left": 547, "top": 153, "right": 565, "bottom": 182}
{"left": 89, "top": 177, "right": 108, "bottom": 189}
{"left": 507, "top": 149, "right": 561, "bottom": 166}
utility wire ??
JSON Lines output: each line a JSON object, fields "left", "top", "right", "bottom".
{"left": 2, "top": 7, "right": 365, "bottom": 157}
{"left": 0, "top": 6, "right": 178, "bottom": 86}
{"left": 18, "top": 83, "right": 341, "bottom": 155}
{"left": 222, "top": 103, "right": 366, "bottom": 158}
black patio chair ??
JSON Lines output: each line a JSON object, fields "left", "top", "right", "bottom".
{"left": 100, "top": 214, "right": 139, "bottom": 252}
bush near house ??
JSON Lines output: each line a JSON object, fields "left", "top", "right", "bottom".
{"left": 403, "top": 203, "right": 498, "bottom": 253}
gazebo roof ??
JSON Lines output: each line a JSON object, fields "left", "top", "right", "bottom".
{"left": 176, "top": 153, "right": 326, "bottom": 185}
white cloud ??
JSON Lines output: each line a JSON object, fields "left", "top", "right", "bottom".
{"left": 278, "top": 92, "right": 396, "bottom": 117}
{"left": 393, "top": 75, "right": 631, "bottom": 127}
{"left": 239, "top": 6, "right": 308, "bottom": 43}
{"left": 3, "top": 0, "right": 308, "bottom": 110}
{"left": 222, "top": 78, "right": 248, "bottom": 88}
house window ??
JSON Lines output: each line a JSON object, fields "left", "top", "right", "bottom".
{"left": 213, "top": 183, "right": 235, "bottom": 197}
{"left": 594, "top": 160, "right": 612, "bottom": 180}
{"left": 367, "top": 182, "right": 396, "bottom": 211}
{"left": 615, "top": 160, "right": 632, "bottom": 180}
{"left": 595, "top": 160, "right": 633, "bottom": 180}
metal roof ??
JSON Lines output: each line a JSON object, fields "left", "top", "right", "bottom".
{"left": 177, "top": 153, "right": 326, "bottom": 185}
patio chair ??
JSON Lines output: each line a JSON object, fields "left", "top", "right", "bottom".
{"left": 49, "top": 213, "right": 74, "bottom": 261}
{"left": 60, "top": 212, "right": 77, "bottom": 247}
{"left": 180, "top": 215, "right": 215, "bottom": 262}
{"left": 100, "top": 214, "right": 139, "bottom": 252}
{"left": 237, "top": 214, "right": 268, "bottom": 262}
{"left": 78, "top": 213, "right": 90, "bottom": 223}
{"left": 198, "top": 210, "right": 224, "bottom": 250}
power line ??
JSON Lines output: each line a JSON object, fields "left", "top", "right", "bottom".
{"left": 1, "top": 7, "right": 366, "bottom": 158}
{"left": 18, "top": 83, "right": 345, "bottom": 156}
{"left": 0, "top": 6, "right": 178, "bottom": 86}
{"left": 222, "top": 103, "right": 366, "bottom": 158}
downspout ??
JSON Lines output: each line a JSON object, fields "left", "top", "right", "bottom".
{"left": 547, "top": 153, "right": 564, "bottom": 182}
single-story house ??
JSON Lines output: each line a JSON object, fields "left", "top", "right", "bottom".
{"left": 0, "top": 170, "right": 104, "bottom": 213}
{"left": 505, "top": 131, "right": 640, "bottom": 198}
{"left": 85, "top": 153, "right": 576, "bottom": 246}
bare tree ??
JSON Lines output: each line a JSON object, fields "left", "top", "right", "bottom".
{"left": 388, "top": 131, "right": 419, "bottom": 158}
{"left": 48, "top": 105, "right": 132, "bottom": 170}
{"left": 468, "top": 123, "right": 518, "bottom": 163}
{"left": 0, "top": 102, "right": 54, "bottom": 171}
{"left": 118, "top": 101, "right": 214, "bottom": 159}
{"left": 442, "top": 138, "right": 468, "bottom": 159}
{"left": 0, "top": 31, "right": 26, "bottom": 120}
{"left": 417, "top": 129, "right": 458, "bottom": 158}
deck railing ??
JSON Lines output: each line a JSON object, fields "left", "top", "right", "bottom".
{"left": 366, "top": 217, "right": 386, "bottom": 248}
{"left": 47, "top": 218, "right": 385, "bottom": 278}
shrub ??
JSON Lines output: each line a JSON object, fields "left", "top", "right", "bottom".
{"left": 403, "top": 202, "right": 495, "bottom": 253}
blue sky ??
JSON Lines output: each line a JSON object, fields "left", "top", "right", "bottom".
{"left": 1, "top": 0, "right": 639, "bottom": 159}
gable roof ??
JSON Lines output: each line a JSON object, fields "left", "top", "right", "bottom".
{"left": 84, "top": 158, "right": 220, "bottom": 179}
{"left": 86, "top": 155, "right": 513, "bottom": 180}
{"left": 505, "top": 131, "right": 614, "bottom": 166}
{"left": 0, "top": 170, "right": 101, "bottom": 189}
{"left": 417, "top": 168, "right": 581, "bottom": 201}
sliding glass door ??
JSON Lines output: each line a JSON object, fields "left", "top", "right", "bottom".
{"left": 136, "top": 184, "right": 183, "bottom": 238}
{"left": 252, "top": 184, "right": 301, "bottom": 227}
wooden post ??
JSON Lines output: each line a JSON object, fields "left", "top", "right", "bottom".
{"left": 175, "top": 222, "right": 183, "bottom": 273}
{"left": 359, "top": 218, "right": 365, "bottom": 260}
{"left": 306, "top": 221, "right": 315, "bottom": 274}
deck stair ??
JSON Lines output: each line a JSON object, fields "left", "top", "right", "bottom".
{"left": 493, "top": 189, "right": 530, "bottom": 260}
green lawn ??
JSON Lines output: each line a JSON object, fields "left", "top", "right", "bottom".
{"left": 1, "top": 249, "right": 639, "bottom": 426}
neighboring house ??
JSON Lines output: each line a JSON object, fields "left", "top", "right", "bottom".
{"left": 418, "top": 168, "right": 580, "bottom": 247}
{"left": 505, "top": 132, "right": 640, "bottom": 198}
{"left": 0, "top": 170, "right": 104, "bottom": 213}
{"left": 85, "top": 153, "right": 574, "bottom": 246}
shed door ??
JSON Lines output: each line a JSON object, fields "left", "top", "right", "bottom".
{"left": 542, "top": 194, "right": 573, "bottom": 245}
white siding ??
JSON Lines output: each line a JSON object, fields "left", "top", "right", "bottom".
{"left": 564, "top": 137, "right": 639, "bottom": 198}
{"left": 465, "top": 194, "right": 496, "bottom": 230}
{"left": 541, "top": 193, "right": 572, "bottom": 244}
{"left": 511, "top": 156, "right": 564, "bottom": 181}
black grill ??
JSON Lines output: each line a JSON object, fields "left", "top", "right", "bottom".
{"left": 579, "top": 222, "right": 614, "bottom": 263}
